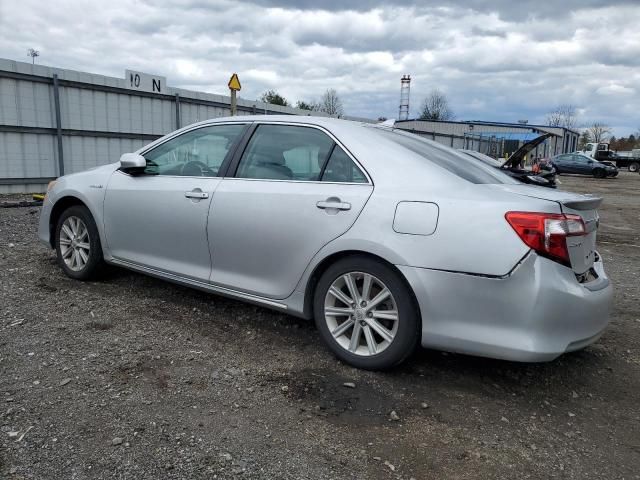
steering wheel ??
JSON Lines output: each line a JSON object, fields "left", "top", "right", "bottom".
{"left": 180, "top": 160, "right": 209, "bottom": 177}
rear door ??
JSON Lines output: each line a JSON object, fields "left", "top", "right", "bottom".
{"left": 207, "top": 123, "right": 373, "bottom": 299}
{"left": 103, "top": 123, "right": 246, "bottom": 281}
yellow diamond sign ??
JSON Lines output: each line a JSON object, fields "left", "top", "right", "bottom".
{"left": 228, "top": 73, "right": 241, "bottom": 91}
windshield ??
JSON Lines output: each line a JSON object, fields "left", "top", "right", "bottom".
{"left": 369, "top": 127, "right": 519, "bottom": 184}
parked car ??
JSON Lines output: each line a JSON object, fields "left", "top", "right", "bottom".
{"left": 551, "top": 153, "right": 618, "bottom": 178}
{"left": 39, "top": 116, "right": 612, "bottom": 370}
{"left": 459, "top": 150, "right": 556, "bottom": 188}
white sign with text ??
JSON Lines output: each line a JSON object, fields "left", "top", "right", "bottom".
{"left": 124, "top": 70, "right": 166, "bottom": 94}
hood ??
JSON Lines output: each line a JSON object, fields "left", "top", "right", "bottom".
{"left": 501, "top": 132, "right": 555, "bottom": 168}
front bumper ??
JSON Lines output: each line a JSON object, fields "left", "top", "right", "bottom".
{"left": 38, "top": 197, "right": 54, "bottom": 248}
{"left": 398, "top": 252, "right": 612, "bottom": 362}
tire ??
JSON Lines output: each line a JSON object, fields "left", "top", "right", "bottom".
{"left": 629, "top": 162, "right": 639, "bottom": 173}
{"left": 55, "top": 205, "right": 104, "bottom": 280}
{"left": 313, "top": 255, "right": 420, "bottom": 370}
{"left": 593, "top": 169, "right": 605, "bottom": 178}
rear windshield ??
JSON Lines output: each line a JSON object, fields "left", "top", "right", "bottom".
{"left": 368, "top": 127, "right": 519, "bottom": 184}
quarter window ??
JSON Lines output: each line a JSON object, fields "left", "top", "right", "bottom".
{"left": 144, "top": 124, "right": 245, "bottom": 177}
{"left": 322, "top": 146, "right": 368, "bottom": 183}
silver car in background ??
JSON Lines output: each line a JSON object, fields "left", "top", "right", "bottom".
{"left": 38, "top": 116, "right": 612, "bottom": 369}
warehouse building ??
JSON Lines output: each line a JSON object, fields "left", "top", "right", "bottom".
{"left": 396, "top": 119, "right": 580, "bottom": 160}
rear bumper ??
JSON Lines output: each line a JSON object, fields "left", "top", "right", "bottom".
{"left": 398, "top": 252, "right": 612, "bottom": 362}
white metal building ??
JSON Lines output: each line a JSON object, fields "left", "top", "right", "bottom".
{"left": 396, "top": 119, "right": 580, "bottom": 160}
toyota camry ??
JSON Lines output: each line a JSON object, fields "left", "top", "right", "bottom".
{"left": 38, "top": 116, "right": 612, "bottom": 370}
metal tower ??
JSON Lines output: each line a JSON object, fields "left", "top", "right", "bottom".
{"left": 398, "top": 75, "right": 411, "bottom": 121}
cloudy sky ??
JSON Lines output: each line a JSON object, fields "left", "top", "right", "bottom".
{"left": 1, "top": 0, "right": 639, "bottom": 135}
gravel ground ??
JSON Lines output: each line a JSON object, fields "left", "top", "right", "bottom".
{"left": 1, "top": 173, "right": 639, "bottom": 479}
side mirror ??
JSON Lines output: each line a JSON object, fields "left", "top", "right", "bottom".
{"left": 119, "top": 153, "right": 146, "bottom": 170}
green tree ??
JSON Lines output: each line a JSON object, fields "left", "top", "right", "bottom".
{"left": 295, "top": 100, "right": 316, "bottom": 111}
{"left": 260, "top": 90, "right": 289, "bottom": 106}
{"left": 578, "top": 130, "right": 591, "bottom": 150}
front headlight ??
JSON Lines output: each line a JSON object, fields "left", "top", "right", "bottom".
{"left": 44, "top": 180, "right": 57, "bottom": 200}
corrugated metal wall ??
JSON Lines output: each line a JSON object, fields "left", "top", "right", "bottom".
{"left": 1, "top": 58, "right": 370, "bottom": 193}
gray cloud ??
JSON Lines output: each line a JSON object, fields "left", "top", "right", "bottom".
{"left": 1, "top": 0, "right": 638, "bottom": 134}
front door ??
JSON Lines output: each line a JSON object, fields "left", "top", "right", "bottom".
{"left": 103, "top": 123, "right": 246, "bottom": 281}
{"left": 208, "top": 123, "right": 373, "bottom": 299}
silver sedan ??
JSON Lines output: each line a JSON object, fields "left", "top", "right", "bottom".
{"left": 38, "top": 116, "right": 613, "bottom": 369}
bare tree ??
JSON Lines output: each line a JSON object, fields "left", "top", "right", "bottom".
{"left": 418, "top": 89, "right": 454, "bottom": 121}
{"left": 587, "top": 122, "right": 612, "bottom": 143}
{"left": 317, "top": 89, "right": 344, "bottom": 117}
{"left": 545, "top": 104, "right": 578, "bottom": 129}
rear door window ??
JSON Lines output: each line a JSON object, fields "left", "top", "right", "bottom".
{"left": 236, "top": 124, "right": 333, "bottom": 181}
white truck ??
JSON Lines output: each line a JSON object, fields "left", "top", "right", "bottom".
{"left": 579, "top": 143, "right": 640, "bottom": 172}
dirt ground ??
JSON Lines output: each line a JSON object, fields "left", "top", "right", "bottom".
{"left": 1, "top": 173, "right": 639, "bottom": 479}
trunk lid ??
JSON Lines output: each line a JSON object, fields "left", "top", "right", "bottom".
{"left": 491, "top": 184, "right": 601, "bottom": 274}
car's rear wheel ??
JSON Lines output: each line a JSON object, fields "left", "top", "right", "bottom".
{"left": 628, "top": 162, "right": 639, "bottom": 173}
{"left": 593, "top": 168, "right": 606, "bottom": 178}
{"left": 55, "top": 205, "right": 104, "bottom": 280}
{"left": 313, "top": 256, "right": 419, "bottom": 370}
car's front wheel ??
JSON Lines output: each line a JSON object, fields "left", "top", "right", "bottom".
{"left": 628, "top": 162, "right": 639, "bottom": 173}
{"left": 313, "top": 256, "right": 420, "bottom": 370}
{"left": 593, "top": 168, "right": 606, "bottom": 178}
{"left": 55, "top": 205, "right": 104, "bottom": 280}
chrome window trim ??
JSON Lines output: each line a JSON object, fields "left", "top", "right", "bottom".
{"left": 220, "top": 177, "right": 373, "bottom": 186}
{"left": 138, "top": 121, "right": 250, "bottom": 157}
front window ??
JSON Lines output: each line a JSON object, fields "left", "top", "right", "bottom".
{"left": 144, "top": 124, "right": 246, "bottom": 176}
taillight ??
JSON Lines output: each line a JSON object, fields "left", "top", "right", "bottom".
{"left": 505, "top": 212, "right": 585, "bottom": 266}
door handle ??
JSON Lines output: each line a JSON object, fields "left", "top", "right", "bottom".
{"left": 185, "top": 190, "right": 209, "bottom": 199}
{"left": 316, "top": 199, "right": 351, "bottom": 211}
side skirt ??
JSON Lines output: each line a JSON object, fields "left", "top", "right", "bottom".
{"left": 107, "top": 258, "right": 289, "bottom": 312}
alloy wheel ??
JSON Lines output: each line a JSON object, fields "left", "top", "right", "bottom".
{"left": 59, "top": 216, "right": 91, "bottom": 271}
{"left": 324, "top": 272, "right": 399, "bottom": 356}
